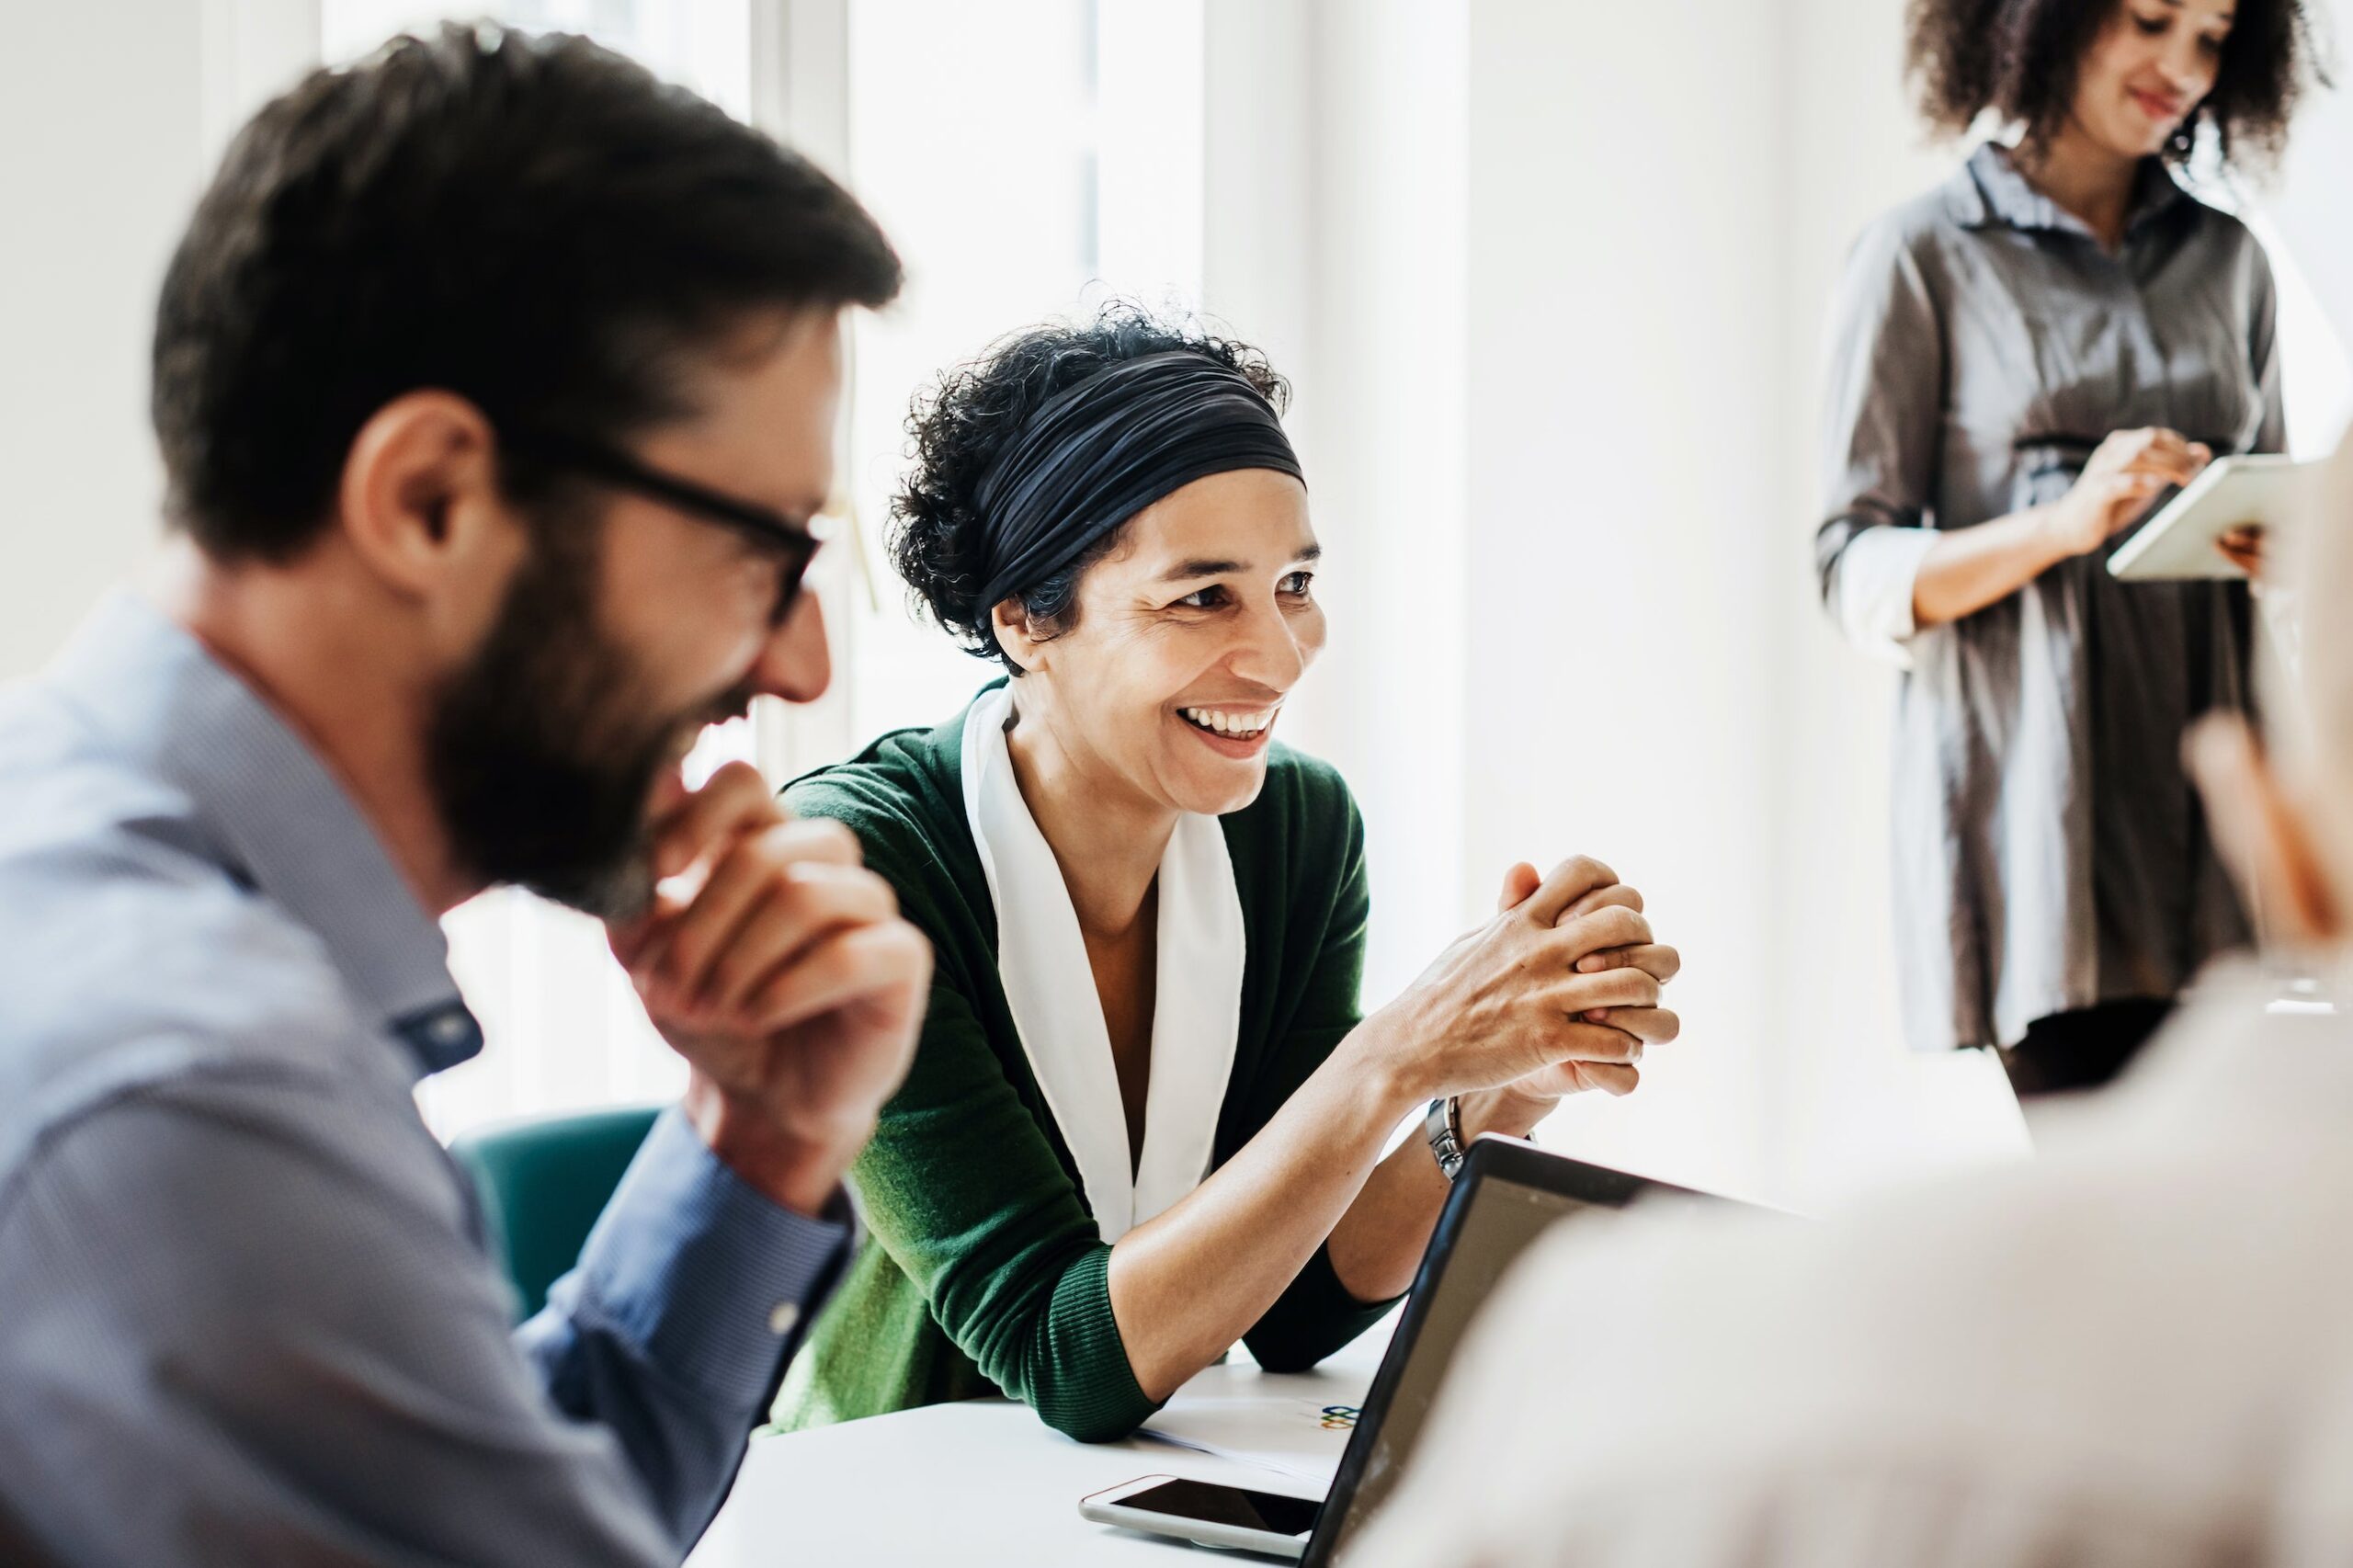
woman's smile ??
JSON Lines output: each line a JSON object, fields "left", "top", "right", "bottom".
{"left": 1176, "top": 701, "right": 1280, "bottom": 758}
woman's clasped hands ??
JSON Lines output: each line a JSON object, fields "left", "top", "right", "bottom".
{"left": 1357, "top": 856, "right": 1682, "bottom": 1124}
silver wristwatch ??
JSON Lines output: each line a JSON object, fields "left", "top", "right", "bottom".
{"left": 1424, "top": 1096, "right": 1467, "bottom": 1182}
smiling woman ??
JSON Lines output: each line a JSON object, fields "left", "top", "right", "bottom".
{"left": 763, "top": 306, "right": 1686, "bottom": 1442}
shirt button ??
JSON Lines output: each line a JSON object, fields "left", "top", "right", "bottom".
{"left": 768, "top": 1301, "right": 801, "bottom": 1336}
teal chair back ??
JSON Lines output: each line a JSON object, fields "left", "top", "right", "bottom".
{"left": 449, "top": 1106, "right": 663, "bottom": 1322}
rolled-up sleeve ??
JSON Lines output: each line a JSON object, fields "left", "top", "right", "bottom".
{"left": 1815, "top": 220, "right": 1947, "bottom": 665}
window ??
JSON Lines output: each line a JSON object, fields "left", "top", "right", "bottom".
{"left": 839, "top": 0, "right": 1206, "bottom": 739}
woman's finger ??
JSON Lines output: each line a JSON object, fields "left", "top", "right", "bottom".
{"left": 1583, "top": 1005, "right": 1680, "bottom": 1045}
{"left": 1495, "top": 861, "right": 1543, "bottom": 915}
{"left": 2095, "top": 473, "right": 2166, "bottom": 537}
{"left": 2215, "top": 523, "right": 2266, "bottom": 575}
{"left": 1552, "top": 966, "right": 1662, "bottom": 1014}
{"left": 1518, "top": 1060, "right": 1640, "bottom": 1099}
{"left": 1574, "top": 942, "right": 1682, "bottom": 982}
{"left": 1559, "top": 882, "right": 1643, "bottom": 924}
{"left": 2115, "top": 452, "right": 2200, "bottom": 484}
{"left": 1545, "top": 904, "right": 1652, "bottom": 964}
{"left": 1541, "top": 1017, "right": 1646, "bottom": 1066}
{"left": 1576, "top": 1063, "right": 1642, "bottom": 1097}
{"left": 1520, "top": 856, "right": 1620, "bottom": 927}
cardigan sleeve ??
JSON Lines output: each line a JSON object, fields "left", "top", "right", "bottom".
{"left": 1237, "top": 767, "right": 1405, "bottom": 1371}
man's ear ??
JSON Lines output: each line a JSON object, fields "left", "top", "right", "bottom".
{"left": 335, "top": 391, "right": 523, "bottom": 613}
{"left": 991, "top": 597, "right": 1044, "bottom": 676}
{"left": 2187, "top": 713, "right": 2343, "bottom": 948}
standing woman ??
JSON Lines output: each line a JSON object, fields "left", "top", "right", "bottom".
{"left": 1818, "top": 0, "right": 2317, "bottom": 1094}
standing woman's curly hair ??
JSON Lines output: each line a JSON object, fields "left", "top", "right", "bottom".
{"left": 1905, "top": 0, "right": 2324, "bottom": 169}
{"left": 889, "top": 304, "right": 1290, "bottom": 671}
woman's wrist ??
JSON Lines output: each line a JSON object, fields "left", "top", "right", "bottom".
{"left": 1459, "top": 1085, "right": 1548, "bottom": 1142}
{"left": 2025, "top": 497, "right": 2093, "bottom": 564}
{"left": 1333, "top": 1006, "right": 1438, "bottom": 1121}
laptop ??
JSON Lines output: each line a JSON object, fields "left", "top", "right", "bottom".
{"left": 1299, "top": 1136, "right": 1730, "bottom": 1564}
{"left": 1084, "top": 1134, "right": 1742, "bottom": 1561}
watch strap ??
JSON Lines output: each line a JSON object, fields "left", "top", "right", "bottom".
{"left": 1424, "top": 1096, "right": 1467, "bottom": 1181}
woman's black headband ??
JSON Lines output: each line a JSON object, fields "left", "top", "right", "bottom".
{"left": 972, "top": 350, "right": 1303, "bottom": 614}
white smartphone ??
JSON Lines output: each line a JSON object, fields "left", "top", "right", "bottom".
{"left": 1078, "top": 1474, "right": 1321, "bottom": 1559}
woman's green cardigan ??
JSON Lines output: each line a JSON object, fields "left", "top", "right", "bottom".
{"left": 768, "top": 687, "right": 1397, "bottom": 1442}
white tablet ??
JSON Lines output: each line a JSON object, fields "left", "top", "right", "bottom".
{"left": 2108, "top": 454, "right": 2317, "bottom": 581}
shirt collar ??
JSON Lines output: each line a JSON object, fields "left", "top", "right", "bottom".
{"left": 44, "top": 593, "right": 483, "bottom": 1079}
{"left": 1946, "top": 142, "right": 2194, "bottom": 244}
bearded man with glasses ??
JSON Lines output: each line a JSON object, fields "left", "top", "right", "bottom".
{"left": 0, "top": 25, "right": 928, "bottom": 1567}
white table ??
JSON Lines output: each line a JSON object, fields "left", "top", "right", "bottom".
{"left": 688, "top": 1329, "right": 1392, "bottom": 1567}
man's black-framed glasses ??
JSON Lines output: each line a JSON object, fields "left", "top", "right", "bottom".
{"left": 502, "top": 426, "right": 825, "bottom": 624}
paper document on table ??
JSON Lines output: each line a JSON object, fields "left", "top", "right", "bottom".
{"left": 1136, "top": 1384, "right": 1365, "bottom": 1485}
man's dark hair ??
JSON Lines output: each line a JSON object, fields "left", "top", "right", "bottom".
{"left": 153, "top": 23, "right": 902, "bottom": 560}
{"left": 1904, "top": 0, "right": 2323, "bottom": 168}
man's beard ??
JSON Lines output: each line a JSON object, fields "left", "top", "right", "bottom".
{"left": 425, "top": 524, "right": 741, "bottom": 922}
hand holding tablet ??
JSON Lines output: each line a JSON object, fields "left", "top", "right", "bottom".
{"left": 2108, "top": 453, "right": 2320, "bottom": 581}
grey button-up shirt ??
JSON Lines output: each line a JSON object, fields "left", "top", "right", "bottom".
{"left": 1816, "top": 143, "right": 2280, "bottom": 1053}
{"left": 0, "top": 594, "right": 851, "bottom": 1565}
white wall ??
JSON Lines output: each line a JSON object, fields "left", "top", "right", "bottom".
{"left": 0, "top": 0, "right": 322, "bottom": 685}
{"left": 1453, "top": 0, "right": 1791, "bottom": 1195}
{"left": 1196, "top": 0, "right": 2030, "bottom": 1203}
{"left": 0, "top": 4, "right": 207, "bottom": 681}
{"left": 1204, "top": 0, "right": 1472, "bottom": 1012}
{"left": 1201, "top": 0, "right": 2040, "bottom": 1205}
{"left": 1766, "top": 0, "right": 2033, "bottom": 1203}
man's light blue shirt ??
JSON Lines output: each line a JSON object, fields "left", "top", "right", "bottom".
{"left": 0, "top": 594, "right": 852, "bottom": 1565}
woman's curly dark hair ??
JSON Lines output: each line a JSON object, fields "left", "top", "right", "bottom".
{"left": 888, "top": 303, "right": 1290, "bottom": 673}
{"left": 1905, "top": 0, "right": 2323, "bottom": 168}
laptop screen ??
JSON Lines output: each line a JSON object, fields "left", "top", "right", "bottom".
{"left": 1314, "top": 1164, "right": 1618, "bottom": 1557}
